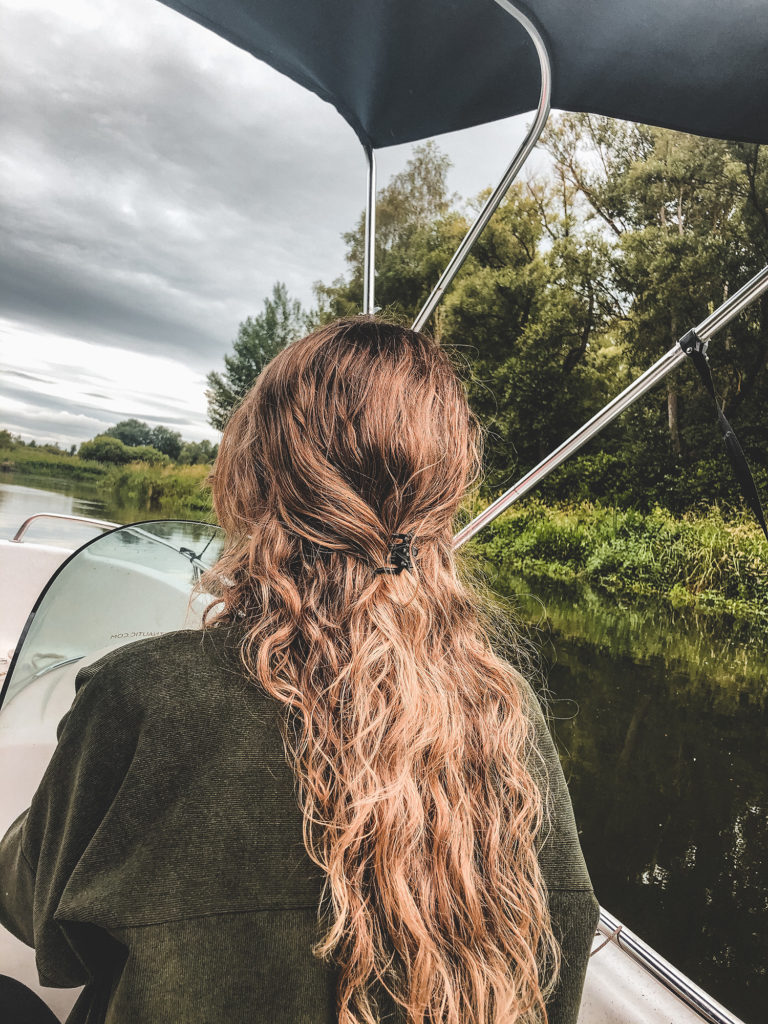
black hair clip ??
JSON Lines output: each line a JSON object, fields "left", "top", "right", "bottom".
{"left": 374, "top": 533, "right": 417, "bottom": 575}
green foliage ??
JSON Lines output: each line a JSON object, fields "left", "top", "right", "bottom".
{"left": 147, "top": 425, "right": 183, "bottom": 460}
{"left": 103, "top": 419, "right": 183, "bottom": 459}
{"left": 475, "top": 500, "right": 768, "bottom": 622}
{"left": 78, "top": 435, "right": 170, "bottom": 467}
{"left": 315, "top": 141, "right": 466, "bottom": 322}
{"left": 206, "top": 282, "right": 307, "bottom": 430}
{"left": 104, "top": 418, "right": 154, "bottom": 447}
{"left": 0, "top": 443, "right": 107, "bottom": 480}
{"left": 106, "top": 463, "right": 213, "bottom": 519}
{"left": 316, "top": 121, "right": 768, "bottom": 513}
{"left": 127, "top": 445, "right": 169, "bottom": 466}
{"left": 78, "top": 435, "right": 133, "bottom": 465}
{"left": 177, "top": 440, "right": 218, "bottom": 465}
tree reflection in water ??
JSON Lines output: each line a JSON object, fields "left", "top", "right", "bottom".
{"left": 498, "top": 572, "right": 767, "bottom": 1024}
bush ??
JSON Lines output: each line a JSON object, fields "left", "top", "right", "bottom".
{"left": 128, "top": 445, "right": 169, "bottom": 466}
{"left": 473, "top": 499, "right": 768, "bottom": 623}
{"left": 0, "top": 444, "right": 107, "bottom": 480}
{"left": 106, "top": 463, "right": 213, "bottom": 519}
{"left": 79, "top": 435, "right": 132, "bottom": 465}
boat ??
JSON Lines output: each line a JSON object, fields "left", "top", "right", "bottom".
{"left": 2, "top": 0, "right": 767, "bottom": 1021}
{"left": 0, "top": 515, "right": 225, "bottom": 1021}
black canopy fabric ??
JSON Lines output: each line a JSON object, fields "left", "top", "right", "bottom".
{"left": 158, "top": 0, "right": 768, "bottom": 148}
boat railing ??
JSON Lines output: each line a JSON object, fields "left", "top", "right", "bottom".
{"left": 11, "top": 512, "right": 120, "bottom": 543}
{"left": 594, "top": 908, "right": 745, "bottom": 1024}
{"left": 11, "top": 514, "right": 219, "bottom": 582}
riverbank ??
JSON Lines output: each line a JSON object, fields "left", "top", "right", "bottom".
{"left": 0, "top": 446, "right": 107, "bottom": 481}
{"left": 468, "top": 499, "right": 768, "bottom": 624}
{"left": 6, "top": 452, "right": 767, "bottom": 621}
{"left": 106, "top": 463, "right": 212, "bottom": 519}
{"left": 1, "top": 449, "right": 213, "bottom": 519}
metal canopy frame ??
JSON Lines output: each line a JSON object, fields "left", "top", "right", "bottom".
{"left": 412, "top": 0, "right": 553, "bottom": 332}
{"left": 359, "top": 0, "right": 768, "bottom": 554}
{"left": 454, "top": 263, "right": 768, "bottom": 548}
{"left": 363, "top": 145, "right": 376, "bottom": 314}
{"left": 360, "top": 0, "right": 552, "bottom": 328}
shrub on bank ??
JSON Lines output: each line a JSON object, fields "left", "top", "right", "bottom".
{"left": 472, "top": 499, "right": 768, "bottom": 621}
{"left": 0, "top": 445, "right": 107, "bottom": 480}
{"left": 106, "top": 462, "right": 213, "bottom": 519}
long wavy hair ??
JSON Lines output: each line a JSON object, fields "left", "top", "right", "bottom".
{"left": 204, "top": 317, "right": 559, "bottom": 1024}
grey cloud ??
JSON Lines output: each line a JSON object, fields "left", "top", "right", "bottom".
{"left": 0, "top": 0, "right": 528, "bottom": 449}
{"left": 2, "top": 370, "right": 52, "bottom": 384}
{"left": 1, "top": 0, "right": 365, "bottom": 371}
{"left": 0, "top": 381, "right": 198, "bottom": 432}
{"left": 0, "top": 408, "right": 105, "bottom": 445}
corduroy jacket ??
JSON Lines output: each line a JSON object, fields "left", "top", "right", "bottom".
{"left": 0, "top": 627, "right": 599, "bottom": 1024}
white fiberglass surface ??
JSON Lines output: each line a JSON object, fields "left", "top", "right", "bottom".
{"left": 0, "top": 520, "right": 225, "bottom": 800}
{"left": 0, "top": 520, "right": 225, "bottom": 1017}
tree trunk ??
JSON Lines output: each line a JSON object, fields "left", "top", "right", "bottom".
{"left": 668, "top": 387, "right": 682, "bottom": 457}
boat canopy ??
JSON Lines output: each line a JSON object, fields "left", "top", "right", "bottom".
{"left": 158, "top": 0, "right": 768, "bottom": 146}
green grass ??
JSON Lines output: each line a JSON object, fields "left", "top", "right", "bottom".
{"left": 105, "top": 462, "right": 213, "bottom": 520}
{"left": 468, "top": 498, "right": 768, "bottom": 624}
{"left": 0, "top": 446, "right": 107, "bottom": 481}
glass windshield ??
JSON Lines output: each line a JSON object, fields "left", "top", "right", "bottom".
{"left": 0, "top": 520, "right": 224, "bottom": 716}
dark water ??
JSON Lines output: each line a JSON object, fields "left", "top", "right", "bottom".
{"left": 496, "top": 570, "right": 767, "bottom": 1024}
{"left": 4, "top": 477, "right": 767, "bottom": 1022}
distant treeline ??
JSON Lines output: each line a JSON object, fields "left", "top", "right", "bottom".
{"left": 0, "top": 420, "right": 217, "bottom": 470}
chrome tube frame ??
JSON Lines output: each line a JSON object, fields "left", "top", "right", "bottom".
{"left": 11, "top": 512, "right": 119, "bottom": 542}
{"left": 363, "top": 145, "right": 376, "bottom": 313}
{"left": 11, "top": 513, "right": 218, "bottom": 574}
{"left": 595, "top": 909, "right": 746, "bottom": 1024}
{"left": 411, "top": 0, "right": 552, "bottom": 332}
{"left": 454, "top": 263, "right": 768, "bottom": 548}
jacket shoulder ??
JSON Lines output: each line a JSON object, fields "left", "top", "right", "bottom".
{"left": 74, "top": 625, "right": 258, "bottom": 714}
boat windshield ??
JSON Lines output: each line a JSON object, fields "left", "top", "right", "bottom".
{"left": 0, "top": 520, "right": 224, "bottom": 719}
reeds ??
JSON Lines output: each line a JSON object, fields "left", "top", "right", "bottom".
{"left": 470, "top": 499, "right": 768, "bottom": 623}
{"left": 105, "top": 462, "right": 213, "bottom": 520}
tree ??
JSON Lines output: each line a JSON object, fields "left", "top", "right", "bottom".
{"left": 148, "top": 425, "right": 183, "bottom": 460}
{"left": 206, "top": 283, "right": 307, "bottom": 431}
{"left": 441, "top": 178, "right": 618, "bottom": 485}
{"left": 541, "top": 114, "right": 768, "bottom": 508}
{"left": 79, "top": 435, "right": 132, "bottom": 464}
{"left": 319, "top": 142, "right": 618, "bottom": 487}
{"left": 316, "top": 141, "right": 465, "bottom": 323}
{"left": 314, "top": 123, "right": 768, "bottom": 512}
{"left": 104, "top": 419, "right": 154, "bottom": 447}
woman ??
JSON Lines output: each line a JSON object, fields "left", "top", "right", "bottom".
{"left": 0, "top": 317, "right": 598, "bottom": 1024}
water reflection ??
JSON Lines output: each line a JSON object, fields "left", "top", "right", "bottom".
{"left": 0, "top": 476, "right": 215, "bottom": 553}
{"left": 497, "top": 571, "right": 767, "bottom": 1023}
{"left": 0, "top": 477, "right": 108, "bottom": 547}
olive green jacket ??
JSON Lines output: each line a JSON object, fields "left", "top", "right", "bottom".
{"left": 0, "top": 628, "right": 599, "bottom": 1023}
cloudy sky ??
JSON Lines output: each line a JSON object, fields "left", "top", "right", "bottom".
{"left": 0, "top": 0, "right": 541, "bottom": 447}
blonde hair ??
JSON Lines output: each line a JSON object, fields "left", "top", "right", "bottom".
{"left": 204, "top": 317, "right": 559, "bottom": 1023}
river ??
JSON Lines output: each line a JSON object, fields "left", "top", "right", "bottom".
{"left": 2, "top": 474, "right": 766, "bottom": 1023}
